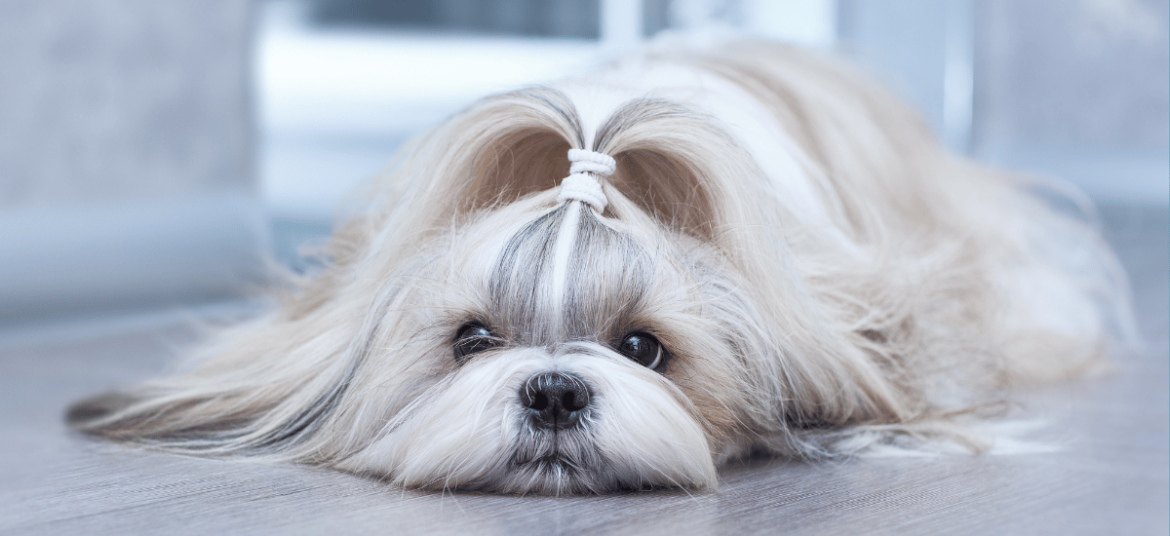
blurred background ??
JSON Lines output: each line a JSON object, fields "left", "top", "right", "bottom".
{"left": 0, "top": 0, "right": 1166, "bottom": 339}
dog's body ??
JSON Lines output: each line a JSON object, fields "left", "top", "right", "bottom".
{"left": 69, "top": 39, "right": 1130, "bottom": 494}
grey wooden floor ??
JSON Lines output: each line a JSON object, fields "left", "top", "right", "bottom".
{"left": 1, "top": 203, "right": 1166, "bottom": 536}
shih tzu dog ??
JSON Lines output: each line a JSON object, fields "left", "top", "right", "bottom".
{"left": 68, "top": 39, "right": 1132, "bottom": 494}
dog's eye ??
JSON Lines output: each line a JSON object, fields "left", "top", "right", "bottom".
{"left": 453, "top": 323, "right": 500, "bottom": 362}
{"left": 617, "top": 332, "right": 666, "bottom": 370}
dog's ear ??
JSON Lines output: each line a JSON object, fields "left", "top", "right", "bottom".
{"left": 66, "top": 392, "right": 139, "bottom": 426}
{"left": 65, "top": 314, "right": 365, "bottom": 458}
{"left": 66, "top": 387, "right": 268, "bottom": 446}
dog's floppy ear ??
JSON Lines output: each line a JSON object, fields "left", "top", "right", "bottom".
{"left": 65, "top": 308, "right": 371, "bottom": 459}
{"left": 66, "top": 392, "right": 139, "bottom": 427}
{"left": 66, "top": 386, "right": 272, "bottom": 447}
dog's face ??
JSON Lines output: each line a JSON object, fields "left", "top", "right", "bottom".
{"left": 334, "top": 198, "right": 763, "bottom": 493}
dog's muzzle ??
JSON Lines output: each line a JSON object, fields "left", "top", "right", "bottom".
{"left": 519, "top": 372, "right": 591, "bottom": 431}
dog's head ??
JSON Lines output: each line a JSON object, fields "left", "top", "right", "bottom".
{"left": 337, "top": 196, "right": 748, "bottom": 493}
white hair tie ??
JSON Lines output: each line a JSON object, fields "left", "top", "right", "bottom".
{"left": 557, "top": 149, "right": 616, "bottom": 212}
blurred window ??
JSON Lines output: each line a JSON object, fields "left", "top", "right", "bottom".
{"left": 307, "top": 0, "right": 602, "bottom": 38}
{"left": 258, "top": 0, "right": 839, "bottom": 224}
{"left": 259, "top": 0, "right": 1166, "bottom": 236}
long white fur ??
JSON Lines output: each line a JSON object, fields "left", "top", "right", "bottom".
{"left": 549, "top": 202, "right": 583, "bottom": 329}
{"left": 66, "top": 38, "right": 1134, "bottom": 495}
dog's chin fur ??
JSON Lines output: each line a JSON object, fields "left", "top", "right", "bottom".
{"left": 67, "top": 38, "right": 1133, "bottom": 495}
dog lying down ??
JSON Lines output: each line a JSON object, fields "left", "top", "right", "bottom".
{"left": 68, "top": 39, "right": 1132, "bottom": 494}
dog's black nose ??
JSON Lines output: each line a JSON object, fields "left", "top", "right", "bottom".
{"left": 519, "top": 372, "right": 591, "bottom": 431}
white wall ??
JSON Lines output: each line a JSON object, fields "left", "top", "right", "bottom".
{"left": 0, "top": 1, "right": 265, "bottom": 325}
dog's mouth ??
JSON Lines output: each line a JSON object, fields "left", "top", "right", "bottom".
{"left": 505, "top": 442, "right": 669, "bottom": 494}
{"left": 503, "top": 455, "right": 601, "bottom": 494}
{"left": 511, "top": 429, "right": 595, "bottom": 469}
{"left": 510, "top": 452, "right": 586, "bottom": 475}
{"left": 499, "top": 429, "right": 611, "bottom": 493}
